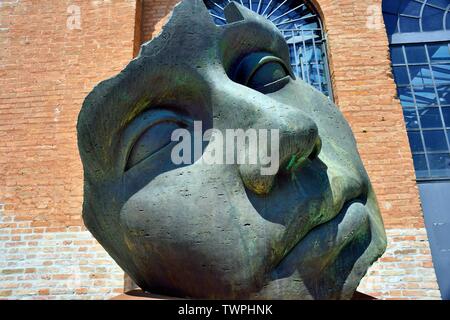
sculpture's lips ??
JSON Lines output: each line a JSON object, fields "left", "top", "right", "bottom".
{"left": 273, "top": 198, "right": 370, "bottom": 275}
{"left": 280, "top": 190, "right": 367, "bottom": 263}
{"left": 246, "top": 156, "right": 368, "bottom": 269}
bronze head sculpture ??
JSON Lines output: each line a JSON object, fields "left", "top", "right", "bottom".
{"left": 77, "top": 0, "right": 387, "bottom": 299}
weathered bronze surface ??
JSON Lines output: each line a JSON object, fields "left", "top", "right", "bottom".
{"left": 77, "top": 0, "right": 387, "bottom": 299}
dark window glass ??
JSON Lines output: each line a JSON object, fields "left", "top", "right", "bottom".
{"left": 437, "top": 85, "right": 450, "bottom": 106}
{"left": 408, "top": 131, "right": 424, "bottom": 152}
{"left": 391, "top": 46, "right": 405, "bottom": 64}
{"left": 405, "top": 44, "right": 427, "bottom": 64}
{"left": 423, "top": 129, "right": 448, "bottom": 152}
{"left": 409, "top": 65, "right": 433, "bottom": 86}
{"left": 431, "top": 65, "right": 450, "bottom": 84}
{"left": 400, "top": 0, "right": 422, "bottom": 16}
{"left": 414, "top": 86, "right": 438, "bottom": 105}
{"left": 413, "top": 154, "right": 429, "bottom": 178}
{"left": 399, "top": 16, "right": 420, "bottom": 32}
{"left": 428, "top": 153, "right": 450, "bottom": 177}
{"left": 422, "top": 7, "right": 445, "bottom": 32}
{"left": 383, "top": 13, "right": 399, "bottom": 35}
{"left": 418, "top": 107, "right": 443, "bottom": 128}
{"left": 428, "top": 44, "right": 450, "bottom": 63}
{"left": 428, "top": 0, "right": 450, "bottom": 8}
{"left": 403, "top": 107, "right": 419, "bottom": 129}
{"left": 393, "top": 66, "right": 410, "bottom": 85}
{"left": 383, "top": 1, "right": 401, "bottom": 15}
{"left": 442, "top": 107, "right": 450, "bottom": 126}
{"left": 398, "top": 87, "right": 415, "bottom": 106}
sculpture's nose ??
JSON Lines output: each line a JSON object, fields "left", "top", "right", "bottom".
{"left": 238, "top": 103, "right": 321, "bottom": 195}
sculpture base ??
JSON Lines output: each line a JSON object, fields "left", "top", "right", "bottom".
{"left": 111, "top": 290, "right": 376, "bottom": 300}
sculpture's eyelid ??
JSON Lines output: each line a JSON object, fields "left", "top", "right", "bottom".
{"left": 233, "top": 52, "right": 295, "bottom": 86}
{"left": 254, "top": 56, "right": 295, "bottom": 81}
{"left": 120, "top": 109, "right": 192, "bottom": 169}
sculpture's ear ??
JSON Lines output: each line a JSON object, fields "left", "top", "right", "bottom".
{"left": 224, "top": 2, "right": 258, "bottom": 23}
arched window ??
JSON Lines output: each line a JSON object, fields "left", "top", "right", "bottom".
{"left": 383, "top": 0, "right": 450, "bottom": 180}
{"left": 204, "top": 0, "right": 333, "bottom": 98}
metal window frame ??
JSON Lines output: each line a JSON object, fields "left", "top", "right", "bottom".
{"left": 385, "top": 0, "right": 450, "bottom": 180}
{"left": 383, "top": 0, "right": 450, "bottom": 34}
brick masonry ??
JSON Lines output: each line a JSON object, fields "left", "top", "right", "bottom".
{"left": 0, "top": 204, "right": 124, "bottom": 299}
{"left": 0, "top": 0, "right": 441, "bottom": 299}
{"left": 0, "top": 0, "right": 137, "bottom": 299}
{"left": 358, "top": 228, "right": 440, "bottom": 300}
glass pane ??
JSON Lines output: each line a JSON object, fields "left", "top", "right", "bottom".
{"left": 414, "top": 86, "right": 438, "bottom": 105}
{"left": 393, "top": 66, "right": 410, "bottom": 85}
{"left": 301, "top": 44, "right": 314, "bottom": 62}
{"left": 423, "top": 129, "right": 448, "bottom": 152}
{"left": 383, "top": 1, "right": 401, "bottom": 15}
{"left": 398, "top": 87, "right": 415, "bottom": 107}
{"left": 405, "top": 44, "right": 427, "bottom": 64}
{"left": 413, "top": 154, "right": 429, "bottom": 178}
{"left": 418, "top": 107, "right": 443, "bottom": 128}
{"left": 407, "top": 131, "right": 424, "bottom": 152}
{"left": 428, "top": 44, "right": 450, "bottom": 63}
{"left": 422, "top": 7, "right": 444, "bottom": 32}
{"left": 399, "top": 16, "right": 420, "bottom": 32}
{"left": 409, "top": 65, "right": 433, "bottom": 86}
{"left": 383, "top": 0, "right": 450, "bottom": 180}
{"left": 403, "top": 107, "right": 419, "bottom": 129}
{"left": 442, "top": 107, "right": 450, "bottom": 127}
{"left": 390, "top": 46, "right": 405, "bottom": 64}
{"left": 431, "top": 65, "right": 450, "bottom": 84}
{"left": 399, "top": 1, "right": 422, "bottom": 16}
{"left": 428, "top": 0, "right": 450, "bottom": 8}
{"left": 428, "top": 153, "right": 450, "bottom": 177}
{"left": 437, "top": 85, "right": 450, "bottom": 106}
{"left": 383, "top": 12, "right": 399, "bottom": 35}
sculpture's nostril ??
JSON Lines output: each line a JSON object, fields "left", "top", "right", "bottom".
{"left": 285, "top": 136, "right": 322, "bottom": 173}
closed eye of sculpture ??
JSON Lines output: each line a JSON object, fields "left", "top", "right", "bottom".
{"left": 77, "top": 0, "right": 387, "bottom": 299}
{"left": 232, "top": 52, "right": 294, "bottom": 93}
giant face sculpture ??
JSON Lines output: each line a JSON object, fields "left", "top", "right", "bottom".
{"left": 77, "top": 0, "right": 387, "bottom": 299}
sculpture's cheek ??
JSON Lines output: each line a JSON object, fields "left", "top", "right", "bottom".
{"left": 118, "top": 164, "right": 285, "bottom": 298}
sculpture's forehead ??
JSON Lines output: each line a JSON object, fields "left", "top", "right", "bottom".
{"left": 138, "top": 0, "right": 289, "bottom": 67}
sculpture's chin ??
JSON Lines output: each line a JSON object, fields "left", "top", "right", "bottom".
{"left": 252, "top": 200, "right": 374, "bottom": 300}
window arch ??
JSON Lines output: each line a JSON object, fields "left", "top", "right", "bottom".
{"left": 204, "top": 0, "right": 333, "bottom": 98}
{"left": 384, "top": 0, "right": 450, "bottom": 180}
{"left": 383, "top": 0, "right": 450, "bottom": 35}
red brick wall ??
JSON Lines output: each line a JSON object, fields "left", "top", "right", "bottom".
{"left": 0, "top": 0, "right": 138, "bottom": 299}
